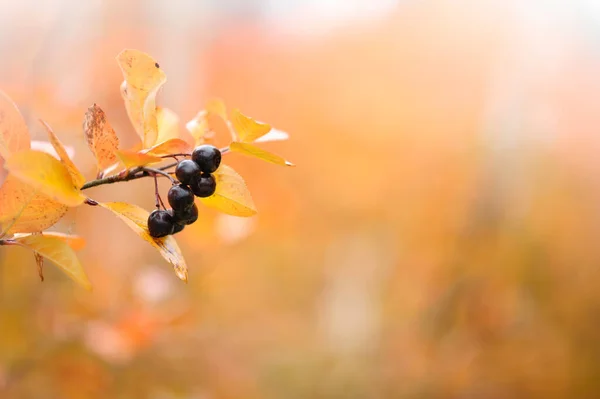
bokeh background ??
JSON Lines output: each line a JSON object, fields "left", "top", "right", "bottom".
{"left": 2, "top": 0, "right": 600, "bottom": 397}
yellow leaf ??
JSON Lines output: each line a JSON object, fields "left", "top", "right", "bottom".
{"left": 0, "top": 176, "right": 68, "bottom": 235}
{"left": 13, "top": 234, "right": 91, "bottom": 290}
{"left": 230, "top": 142, "right": 295, "bottom": 166}
{"left": 98, "top": 202, "right": 188, "bottom": 281}
{"left": 200, "top": 164, "right": 257, "bottom": 217}
{"left": 117, "top": 49, "right": 167, "bottom": 148}
{"left": 186, "top": 111, "right": 210, "bottom": 144}
{"left": 5, "top": 150, "right": 85, "bottom": 207}
{"left": 83, "top": 104, "right": 120, "bottom": 170}
{"left": 206, "top": 98, "right": 227, "bottom": 121}
{"left": 115, "top": 150, "right": 163, "bottom": 169}
{"left": 0, "top": 90, "right": 30, "bottom": 159}
{"left": 40, "top": 120, "right": 86, "bottom": 188}
{"left": 39, "top": 232, "right": 85, "bottom": 251}
{"left": 231, "top": 109, "right": 271, "bottom": 143}
{"left": 155, "top": 107, "right": 180, "bottom": 144}
{"left": 143, "top": 139, "right": 192, "bottom": 157}
{"left": 254, "top": 128, "right": 289, "bottom": 143}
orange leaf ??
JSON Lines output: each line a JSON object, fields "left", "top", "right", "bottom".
{"left": 231, "top": 109, "right": 271, "bottom": 143}
{"left": 115, "top": 150, "right": 163, "bottom": 169}
{"left": 40, "top": 120, "right": 86, "bottom": 188}
{"left": 13, "top": 234, "right": 91, "bottom": 290}
{"left": 230, "top": 142, "right": 294, "bottom": 166}
{"left": 0, "top": 89, "right": 30, "bottom": 159}
{"left": 0, "top": 176, "right": 68, "bottom": 235}
{"left": 98, "top": 202, "right": 188, "bottom": 281}
{"left": 143, "top": 139, "right": 192, "bottom": 157}
{"left": 5, "top": 150, "right": 85, "bottom": 207}
{"left": 117, "top": 49, "right": 167, "bottom": 148}
{"left": 155, "top": 107, "right": 180, "bottom": 144}
{"left": 186, "top": 111, "right": 210, "bottom": 144}
{"left": 199, "top": 164, "right": 257, "bottom": 217}
{"left": 83, "top": 104, "right": 120, "bottom": 170}
{"left": 206, "top": 98, "right": 227, "bottom": 121}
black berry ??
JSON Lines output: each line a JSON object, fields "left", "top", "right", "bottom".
{"left": 175, "top": 160, "right": 200, "bottom": 186}
{"left": 147, "top": 209, "right": 175, "bottom": 238}
{"left": 172, "top": 222, "right": 185, "bottom": 234}
{"left": 168, "top": 184, "right": 195, "bottom": 210}
{"left": 191, "top": 145, "right": 221, "bottom": 173}
{"left": 173, "top": 203, "right": 198, "bottom": 225}
{"left": 192, "top": 174, "right": 216, "bottom": 197}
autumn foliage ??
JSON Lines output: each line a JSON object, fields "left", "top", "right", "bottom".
{"left": 0, "top": 49, "right": 292, "bottom": 289}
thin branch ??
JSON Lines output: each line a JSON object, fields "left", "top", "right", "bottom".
{"left": 80, "top": 162, "right": 178, "bottom": 191}
{"left": 143, "top": 167, "right": 176, "bottom": 184}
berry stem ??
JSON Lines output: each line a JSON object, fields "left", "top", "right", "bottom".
{"left": 161, "top": 153, "right": 190, "bottom": 158}
{"left": 153, "top": 174, "right": 161, "bottom": 209}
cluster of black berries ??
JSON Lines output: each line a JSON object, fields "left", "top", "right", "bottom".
{"left": 148, "top": 145, "right": 222, "bottom": 238}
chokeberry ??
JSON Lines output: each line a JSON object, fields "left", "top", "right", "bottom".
{"left": 172, "top": 222, "right": 185, "bottom": 234}
{"left": 192, "top": 174, "right": 216, "bottom": 197}
{"left": 175, "top": 159, "right": 200, "bottom": 186}
{"left": 191, "top": 145, "right": 221, "bottom": 173}
{"left": 168, "top": 184, "right": 195, "bottom": 210}
{"left": 147, "top": 209, "right": 175, "bottom": 238}
{"left": 173, "top": 203, "right": 198, "bottom": 225}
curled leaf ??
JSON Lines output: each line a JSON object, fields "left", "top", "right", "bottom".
{"left": 230, "top": 142, "right": 294, "bottom": 166}
{"left": 0, "top": 90, "right": 30, "bottom": 159}
{"left": 155, "top": 107, "right": 180, "bottom": 144}
{"left": 98, "top": 202, "right": 188, "bottom": 281}
{"left": 13, "top": 234, "right": 92, "bottom": 290}
{"left": 5, "top": 150, "right": 85, "bottom": 207}
{"left": 40, "top": 120, "right": 86, "bottom": 188}
{"left": 0, "top": 176, "right": 68, "bottom": 235}
{"left": 200, "top": 164, "right": 257, "bottom": 217}
{"left": 117, "top": 49, "right": 167, "bottom": 148}
{"left": 231, "top": 109, "right": 271, "bottom": 143}
{"left": 143, "top": 138, "right": 192, "bottom": 157}
{"left": 115, "top": 150, "right": 162, "bottom": 169}
{"left": 83, "top": 104, "right": 120, "bottom": 170}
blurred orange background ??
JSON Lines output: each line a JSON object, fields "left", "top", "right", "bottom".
{"left": 2, "top": 0, "right": 600, "bottom": 397}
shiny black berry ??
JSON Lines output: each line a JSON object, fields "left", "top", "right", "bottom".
{"left": 148, "top": 209, "right": 175, "bottom": 238}
{"left": 173, "top": 203, "right": 198, "bottom": 225}
{"left": 175, "top": 160, "right": 200, "bottom": 186}
{"left": 168, "top": 184, "right": 195, "bottom": 210}
{"left": 172, "top": 222, "right": 185, "bottom": 234}
{"left": 191, "top": 145, "right": 221, "bottom": 173}
{"left": 192, "top": 174, "right": 216, "bottom": 197}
